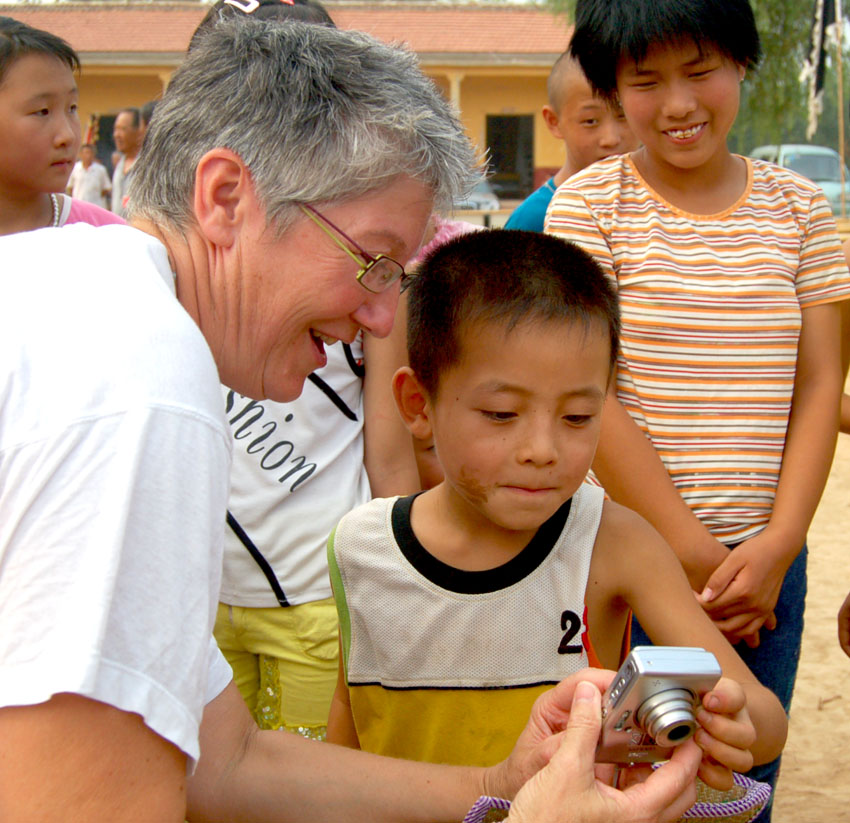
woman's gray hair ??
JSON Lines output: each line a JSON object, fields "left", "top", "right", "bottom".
{"left": 129, "top": 20, "right": 480, "bottom": 232}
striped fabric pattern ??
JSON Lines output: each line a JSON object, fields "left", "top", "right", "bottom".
{"left": 547, "top": 155, "right": 850, "bottom": 543}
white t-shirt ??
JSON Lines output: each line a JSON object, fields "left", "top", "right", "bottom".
{"left": 68, "top": 160, "right": 112, "bottom": 208}
{"left": 0, "top": 223, "right": 232, "bottom": 766}
{"left": 221, "top": 338, "right": 370, "bottom": 607}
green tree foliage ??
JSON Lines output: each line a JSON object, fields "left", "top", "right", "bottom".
{"left": 543, "top": 0, "right": 848, "bottom": 155}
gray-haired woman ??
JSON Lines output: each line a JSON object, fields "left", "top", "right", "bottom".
{"left": 0, "top": 20, "right": 700, "bottom": 822}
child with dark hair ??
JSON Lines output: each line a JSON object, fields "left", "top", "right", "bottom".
{"left": 505, "top": 48, "right": 637, "bottom": 233}
{"left": 547, "top": 0, "right": 850, "bottom": 814}
{"left": 0, "top": 16, "right": 122, "bottom": 234}
{"left": 326, "top": 228, "right": 787, "bottom": 790}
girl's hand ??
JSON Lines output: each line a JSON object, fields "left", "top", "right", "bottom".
{"left": 692, "top": 678, "right": 755, "bottom": 790}
{"left": 696, "top": 532, "right": 794, "bottom": 636}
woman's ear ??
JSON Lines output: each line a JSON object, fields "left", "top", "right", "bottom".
{"left": 392, "top": 366, "right": 433, "bottom": 440}
{"left": 192, "top": 148, "right": 253, "bottom": 248}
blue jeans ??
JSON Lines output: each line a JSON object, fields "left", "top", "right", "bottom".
{"left": 631, "top": 545, "right": 807, "bottom": 823}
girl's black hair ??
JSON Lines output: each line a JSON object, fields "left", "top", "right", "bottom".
{"left": 189, "top": 0, "right": 334, "bottom": 51}
{"left": 0, "top": 16, "right": 79, "bottom": 86}
{"left": 570, "top": 0, "right": 761, "bottom": 99}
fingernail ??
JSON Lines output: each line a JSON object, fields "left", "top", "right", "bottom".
{"left": 705, "top": 694, "right": 720, "bottom": 711}
{"left": 575, "top": 681, "right": 596, "bottom": 703}
{"left": 702, "top": 587, "right": 714, "bottom": 602}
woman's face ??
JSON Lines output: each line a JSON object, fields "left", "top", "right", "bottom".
{"left": 214, "top": 175, "right": 434, "bottom": 402}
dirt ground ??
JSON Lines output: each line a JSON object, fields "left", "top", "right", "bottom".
{"left": 770, "top": 430, "right": 850, "bottom": 821}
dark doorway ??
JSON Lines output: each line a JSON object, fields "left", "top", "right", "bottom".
{"left": 486, "top": 114, "right": 534, "bottom": 200}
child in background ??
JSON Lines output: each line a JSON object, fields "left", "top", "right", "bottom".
{"left": 0, "top": 17, "right": 124, "bottom": 234}
{"left": 547, "top": 0, "right": 850, "bottom": 814}
{"left": 327, "top": 229, "right": 787, "bottom": 790}
{"left": 504, "top": 49, "right": 638, "bottom": 232}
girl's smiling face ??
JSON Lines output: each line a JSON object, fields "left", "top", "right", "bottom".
{"left": 616, "top": 40, "right": 744, "bottom": 181}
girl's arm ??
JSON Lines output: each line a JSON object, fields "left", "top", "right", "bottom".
{"left": 700, "top": 302, "right": 843, "bottom": 638}
{"left": 593, "top": 383, "right": 729, "bottom": 591}
{"left": 362, "top": 298, "right": 420, "bottom": 498}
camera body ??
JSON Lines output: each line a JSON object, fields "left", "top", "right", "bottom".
{"left": 596, "top": 646, "right": 722, "bottom": 764}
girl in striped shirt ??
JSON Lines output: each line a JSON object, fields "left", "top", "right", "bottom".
{"left": 546, "top": 0, "right": 850, "bottom": 816}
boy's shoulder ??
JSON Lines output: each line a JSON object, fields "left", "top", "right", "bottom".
{"left": 336, "top": 495, "right": 398, "bottom": 532}
{"left": 593, "top": 496, "right": 670, "bottom": 569}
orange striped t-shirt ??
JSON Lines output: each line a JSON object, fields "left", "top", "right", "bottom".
{"left": 546, "top": 154, "right": 850, "bottom": 544}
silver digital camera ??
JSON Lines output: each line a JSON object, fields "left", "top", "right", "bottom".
{"left": 596, "top": 646, "right": 722, "bottom": 764}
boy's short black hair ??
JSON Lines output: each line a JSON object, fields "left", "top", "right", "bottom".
{"left": 407, "top": 229, "right": 620, "bottom": 398}
{"left": 570, "top": 0, "right": 761, "bottom": 99}
{"left": 0, "top": 16, "right": 79, "bottom": 86}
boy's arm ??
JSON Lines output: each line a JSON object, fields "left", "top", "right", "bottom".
{"left": 593, "top": 382, "right": 729, "bottom": 591}
{"left": 362, "top": 300, "right": 419, "bottom": 497}
{"left": 327, "top": 645, "right": 361, "bottom": 748}
{"left": 589, "top": 502, "right": 788, "bottom": 773}
{"left": 699, "top": 302, "right": 842, "bottom": 639}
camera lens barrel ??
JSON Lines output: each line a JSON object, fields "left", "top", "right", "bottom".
{"left": 635, "top": 688, "right": 697, "bottom": 747}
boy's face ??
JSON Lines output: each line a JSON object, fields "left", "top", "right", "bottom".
{"left": 0, "top": 54, "right": 80, "bottom": 199}
{"left": 425, "top": 317, "right": 611, "bottom": 539}
{"left": 545, "top": 67, "right": 638, "bottom": 175}
{"left": 616, "top": 40, "right": 743, "bottom": 174}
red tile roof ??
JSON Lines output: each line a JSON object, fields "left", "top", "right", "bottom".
{"left": 0, "top": 2, "right": 570, "bottom": 59}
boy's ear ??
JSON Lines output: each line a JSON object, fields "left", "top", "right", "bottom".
{"left": 542, "top": 105, "right": 565, "bottom": 140}
{"left": 392, "top": 366, "right": 433, "bottom": 440}
{"left": 192, "top": 148, "right": 252, "bottom": 248}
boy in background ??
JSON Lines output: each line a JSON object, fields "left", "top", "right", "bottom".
{"left": 505, "top": 50, "right": 637, "bottom": 232}
{"left": 326, "top": 229, "right": 786, "bottom": 789}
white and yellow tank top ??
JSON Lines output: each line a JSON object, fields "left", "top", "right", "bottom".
{"left": 328, "top": 483, "right": 605, "bottom": 766}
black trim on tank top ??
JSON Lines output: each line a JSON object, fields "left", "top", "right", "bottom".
{"left": 391, "top": 493, "right": 572, "bottom": 595}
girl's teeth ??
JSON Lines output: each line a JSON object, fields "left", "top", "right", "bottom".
{"left": 669, "top": 125, "right": 701, "bottom": 139}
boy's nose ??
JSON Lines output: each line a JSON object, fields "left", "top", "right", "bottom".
{"left": 597, "top": 121, "right": 621, "bottom": 149}
{"left": 517, "top": 420, "right": 558, "bottom": 466}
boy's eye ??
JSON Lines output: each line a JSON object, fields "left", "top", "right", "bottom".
{"left": 480, "top": 410, "right": 516, "bottom": 421}
{"left": 563, "top": 414, "right": 592, "bottom": 425}
{"left": 581, "top": 118, "right": 599, "bottom": 127}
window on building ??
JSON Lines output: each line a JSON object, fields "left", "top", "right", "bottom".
{"left": 486, "top": 114, "right": 534, "bottom": 201}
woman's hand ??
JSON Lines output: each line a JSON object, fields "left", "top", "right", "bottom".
{"left": 506, "top": 680, "right": 700, "bottom": 823}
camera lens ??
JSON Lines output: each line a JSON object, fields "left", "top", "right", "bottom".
{"left": 635, "top": 688, "right": 697, "bottom": 748}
